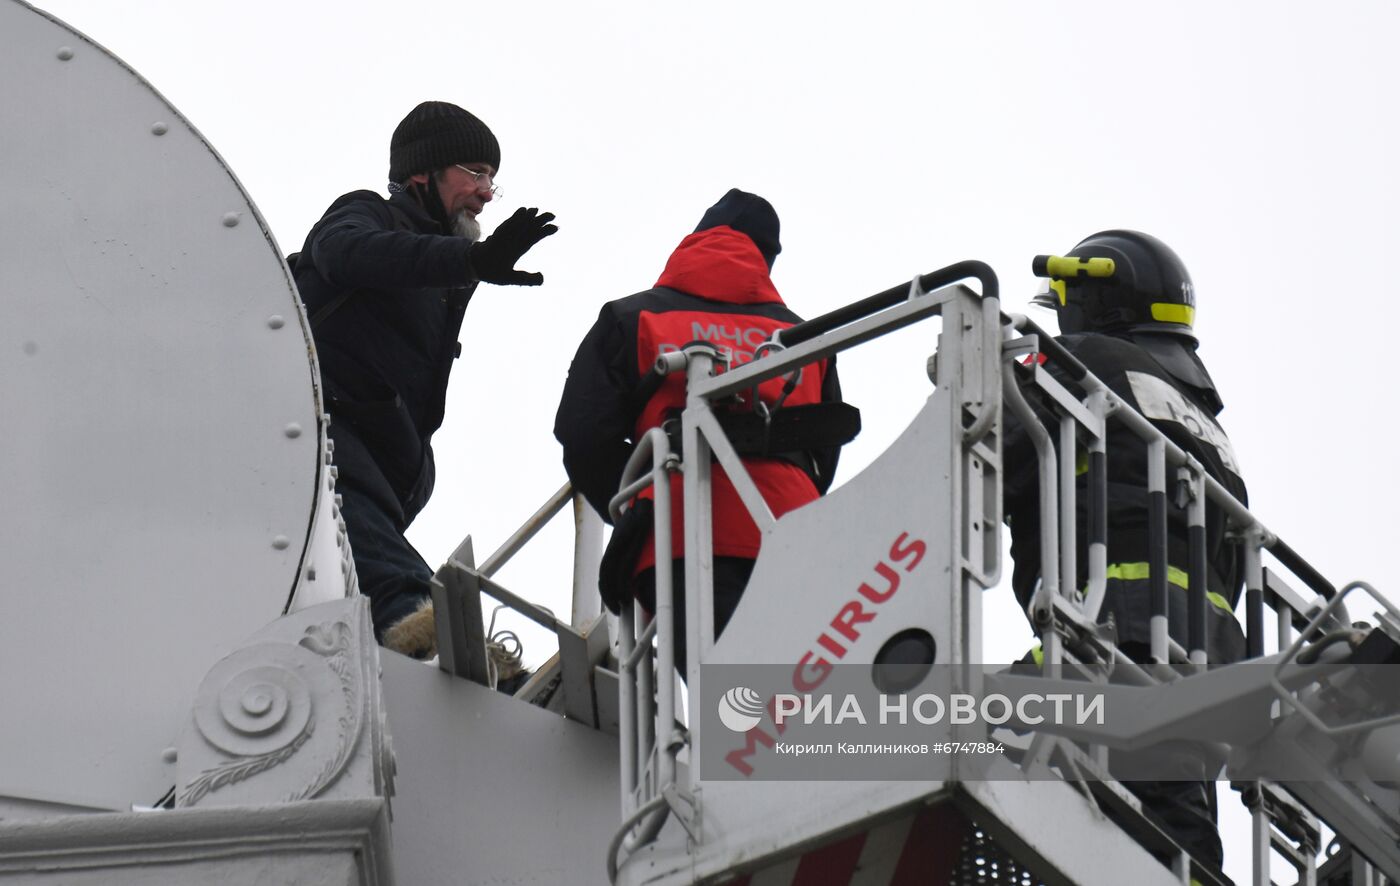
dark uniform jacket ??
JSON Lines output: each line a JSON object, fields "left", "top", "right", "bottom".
{"left": 1003, "top": 331, "right": 1248, "bottom": 661}
{"left": 554, "top": 226, "right": 843, "bottom": 576}
{"left": 293, "top": 190, "right": 478, "bottom": 526}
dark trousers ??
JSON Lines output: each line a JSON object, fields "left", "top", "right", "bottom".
{"left": 1115, "top": 642, "right": 1227, "bottom": 879}
{"left": 1120, "top": 779, "right": 1224, "bottom": 876}
{"left": 1011, "top": 639, "right": 1228, "bottom": 878}
{"left": 337, "top": 483, "right": 434, "bottom": 641}
{"left": 634, "top": 557, "right": 754, "bottom": 673}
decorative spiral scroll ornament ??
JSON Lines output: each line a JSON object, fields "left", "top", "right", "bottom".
{"left": 176, "top": 608, "right": 385, "bottom": 809}
{"left": 193, "top": 643, "right": 332, "bottom": 758}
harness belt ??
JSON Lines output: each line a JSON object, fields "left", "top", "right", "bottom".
{"left": 661, "top": 402, "right": 861, "bottom": 481}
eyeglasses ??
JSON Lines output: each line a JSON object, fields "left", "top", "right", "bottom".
{"left": 453, "top": 164, "right": 501, "bottom": 198}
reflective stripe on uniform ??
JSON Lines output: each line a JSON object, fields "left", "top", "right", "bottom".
{"left": 1105, "top": 561, "right": 1233, "bottom": 614}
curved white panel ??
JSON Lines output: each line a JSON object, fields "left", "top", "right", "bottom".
{"left": 0, "top": 0, "right": 324, "bottom": 809}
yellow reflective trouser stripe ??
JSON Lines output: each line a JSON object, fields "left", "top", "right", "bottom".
{"left": 1104, "top": 562, "right": 1234, "bottom": 615}
{"left": 1031, "top": 644, "right": 1044, "bottom": 668}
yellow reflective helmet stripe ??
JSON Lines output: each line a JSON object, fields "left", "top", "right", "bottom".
{"left": 1104, "top": 562, "right": 1233, "bottom": 614}
{"left": 1051, "top": 278, "right": 1067, "bottom": 306}
{"left": 1150, "top": 303, "right": 1195, "bottom": 326}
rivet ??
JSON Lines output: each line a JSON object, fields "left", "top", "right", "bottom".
{"left": 56, "top": 46, "right": 74, "bottom": 61}
{"left": 151, "top": 122, "right": 168, "bottom": 136}
{"left": 266, "top": 314, "right": 285, "bottom": 329}
{"left": 222, "top": 212, "right": 241, "bottom": 228}
{"left": 284, "top": 422, "right": 303, "bottom": 439}
{"left": 272, "top": 535, "right": 290, "bottom": 550}
{"left": 161, "top": 747, "right": 178, "bottom": 764}
{"left": 305, "top": 566, "right": 317, "bottom": 581}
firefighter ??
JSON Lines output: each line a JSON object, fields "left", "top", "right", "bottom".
{"left": 554, "top": 189, "right": 855, "bottom": 668}
{"left": 1003, "top": 229, "right": 1248, "bottom": 877}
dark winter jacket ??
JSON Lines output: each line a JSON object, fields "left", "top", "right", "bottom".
{"left": 1003, "top": 331, "right": 1249, "bottom": 656}
{"left": 294, "top": 189, "right": 478, "bottom": 524}
{"left": 554, "top": 226, "right": 843, "bottom": 573}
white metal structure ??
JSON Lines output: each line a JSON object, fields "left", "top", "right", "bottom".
{"left": 0, "top": 0, "right": 349, "bottom": 818}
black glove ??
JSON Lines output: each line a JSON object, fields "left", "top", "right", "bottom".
{"left": 468, "top": 207, "right": 558, "bottom": 286}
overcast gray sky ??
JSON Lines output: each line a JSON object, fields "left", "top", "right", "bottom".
{"left": 28, "top": 0, "right": 1400, "bottom": 878}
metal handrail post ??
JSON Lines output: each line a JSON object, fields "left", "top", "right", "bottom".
{"left": 617, "top": 602, "right": 637, "bottom": 815}
{"left": 1002, "top": 362, "right": 1065, "bottom": 676}
{"left": 479, "top": 482, "right": 574, "bottom": 578}
{"left": 649, "top": 427, "right": 679, "bottom": 793}
{"left": 609, "top": 431, "right": 665, "bottom": 817}
{"left": 1003, "top": 364, "right": 1059, "bottom": 632}
{"left": 1082, "top": 390, "right": 1111, "bottom": 622}
{"left": 1185, "top": 463, "right": 1209, "bottom": 669}
{"left": 1059, "top": 414, "right": 1077, "bottom": 607}
{"left": 635, "top": 622, "right": 654, "bottom": 793}
{"left": 682, "top": 344, "right": 721, "bottom": 790}
{"left": 572, "top": 495, "right": 604, "bottom": 628}
{"left": 1244, "top": 534, "right": 1266, "bottom": 659}
{"left": 1251, "top": 790, "right": 1271, "bottom": 886}
{"left": 1147, "top": 439, "right": 1169, "bottom": 664}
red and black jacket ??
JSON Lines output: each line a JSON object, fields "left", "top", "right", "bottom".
{"left": 554, "top": 226, "right": 843, "bottom": 573}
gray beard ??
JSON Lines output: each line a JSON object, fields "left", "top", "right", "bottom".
{"left": 451, "top": 209, "right": 481, "bottom": 242}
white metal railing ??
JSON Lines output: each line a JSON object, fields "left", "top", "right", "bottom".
{"left": 609, "top": 427, "right": 681, "bottom": 876}
{"left": 593, "top": 260, "right": 1386, "bottom": 885}
{"left": 1002, "top": 314, "right": 1350, "bottom": 673}
{"left": 430, "top": 483, "right": 606, "bottom": 694}
{"left": 607, "top": 263, "right": 1002, "bottom": 881}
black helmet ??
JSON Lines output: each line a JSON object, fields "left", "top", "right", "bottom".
{"left": 1031, "top": 230, "right": 1196, "bottom": 339}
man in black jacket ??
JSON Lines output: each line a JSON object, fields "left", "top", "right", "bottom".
{"left": 293, "top": 101, "right": 557, "bottom": 657}
{"left": 1004, "top": 230, "right": 1247, "bottom": 877}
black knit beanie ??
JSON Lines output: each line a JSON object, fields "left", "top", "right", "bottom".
{"left": 388, "top": 101, "right": 501, "bottom": 183}
{"left": 694, "top": 189, "right": 782, "bottom": 268}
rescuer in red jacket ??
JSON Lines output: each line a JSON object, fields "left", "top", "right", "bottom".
{"left": 554, "top": 190, "right": 851, "bottom": 665}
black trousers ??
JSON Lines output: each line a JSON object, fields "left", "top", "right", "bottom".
{"left": 1113, "top": 642, "right": 1227, "bottom": 880}
{"left": 1011, "top": 639, "right": 1229, "bottom": 879}
{"left": 633, "top": 557, "right": 754, "bottom": 673}
{"left": 337, "top": 483, "right": 434, "bottom": 641}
